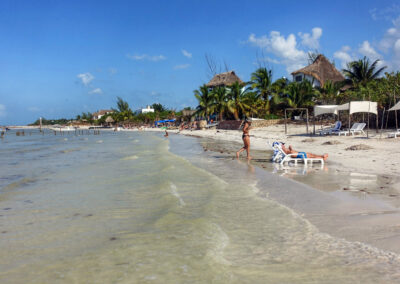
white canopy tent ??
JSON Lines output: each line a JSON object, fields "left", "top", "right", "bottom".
{"left": 388, "top": 101, "right": 400, "bottom": 111}
{"left": 313, "top": 101, "right": 377, "bottom": 116}
{"left": 384, "top": 100, "right": 400, "bottom": 131}
{"left": 314, "top": 105, "right": 338, "bottom": 116}
{"left": 313, "top": 101, "right": 378, "bottom": 136}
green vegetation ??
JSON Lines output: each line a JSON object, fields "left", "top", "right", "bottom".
{"left": 30, "top": 117, "right": 73, "bottom": 125}
{"left": 192, "top": 55, "right": 399, "bottom": 121}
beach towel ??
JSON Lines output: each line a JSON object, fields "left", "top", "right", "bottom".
{"left": 271, "top": 141, "right": 285, "bottom": 163}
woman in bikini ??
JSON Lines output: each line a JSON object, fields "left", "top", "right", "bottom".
{"left": 236, "top": 119, "right": 252, "bottom": 160}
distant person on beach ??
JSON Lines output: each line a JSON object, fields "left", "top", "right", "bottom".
{"left": 236, "top": 119, "right": 251, "bottom": 160}
{"left": 281, "top": 143, "right": 328, "bottom": 161}
{"left": 164, "top": 130, "right": 169, "bottom": 137}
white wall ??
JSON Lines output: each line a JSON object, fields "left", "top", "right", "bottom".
{"left": 292, "top": 73, "right": 321, "bottom": 87}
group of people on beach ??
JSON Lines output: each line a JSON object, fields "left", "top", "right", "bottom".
{"left": 236, "top": 118, "right": 328, "bottom": 161}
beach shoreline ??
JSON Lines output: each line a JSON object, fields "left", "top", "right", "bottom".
{"left": 165, "top": 124, "right": 400, "bottom": 254}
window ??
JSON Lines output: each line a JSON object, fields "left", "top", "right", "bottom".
{"left": 295, "top": 75, "right": 302, "bottom": 82}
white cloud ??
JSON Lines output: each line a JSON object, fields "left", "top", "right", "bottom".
{"left": 173, "top": 64, "right": 190, "bottom": 70}
{"left": 369, "top": 4, "right": 400, "bottom": 21}
{"left": 395, "top": 39, "right": 400, "bottom": 52}
{"left": 298, "top": 27, "right": 322, "bottom": 49}
{"left": 28, "top": 106, "right": 40, "bottom": 112}
{"left": 77, "top": 72, "right": 94, "bottom": 86}
{"left": 109, "top": 68, "right": 117, "bottom": 75}
{"left": 333, "top": 46, "right": 354, "bottom": 69}
{"left": 89, "top": 88, "right": 103, "bottom": 94}
{"left": 248, "top": 30, "right": 312, "bottom": 73}
{"left": 182, "top": 49, "right": 192, "bottom": 58}
{"left": 0, "top": 104, "right": 5, "bottom": 117}
{"left": 358, "top": 41, "right": 387, "bottom": 69}
{"left": 359, "top": 41, "right": 380, "bottom": 59}
{"left": 375, "top": 16, "right": 400, "bottom": 69}
{"left": 127, "top": 54, "right": 166, "bottom": 61}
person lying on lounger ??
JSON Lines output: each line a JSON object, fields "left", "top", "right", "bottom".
{"left": 281, "top": 144, "right": 329, "bottom": 161}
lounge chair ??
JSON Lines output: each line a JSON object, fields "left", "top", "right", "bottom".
{"left": 335, "top": 123, "right": 366, "bottom": 136}
{"left": 318, "top": 121, "right": 341, "bottom": 135}
{"left": 388, "top": 129, "right": 400, "bottom": 138}
{"left": 205, "top": 122, "right": 219, "bottom": 129}
{"left": 270, "top": 142, "right": 324, "bottom": 166}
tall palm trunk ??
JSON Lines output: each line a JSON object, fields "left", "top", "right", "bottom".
{"left": 233, "top": 110, "right": 239, "bottom": 120}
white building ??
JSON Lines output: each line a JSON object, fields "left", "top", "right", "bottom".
{"left": 136, "top": 105, "right": 155, "bottom": 114}
{"left": 92, "top": 109, "right": 113, "bottom": 120}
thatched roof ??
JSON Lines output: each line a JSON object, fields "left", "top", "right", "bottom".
{"left": 105, "top": 116, "right": 115, "bottom": 123}
{"left": 206, "top": 71, "right": 243, "bottom": 87}
{"left": 93, "top": 109, "right": 113, "bottom": 116}
{"left": 291, "top": 55, "right": 344, "bottom": 87}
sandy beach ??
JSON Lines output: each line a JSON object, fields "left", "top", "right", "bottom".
{"left": 177, "top": 124, "right": 400, "bottom": 177}
{"left": 157, "top": 124, "right": 400, "bottom": 254}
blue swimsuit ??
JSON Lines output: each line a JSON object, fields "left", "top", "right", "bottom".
{"left": 297, "top": 152, "right": 307, "bottom": 159}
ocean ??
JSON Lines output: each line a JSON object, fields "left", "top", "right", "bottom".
{"left": 0, "top": 129, "right": 399, "bottom": 283}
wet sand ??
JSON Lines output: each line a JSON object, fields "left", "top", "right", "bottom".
{"left": 194, "top": 136, "right": 400, "bottom": 254}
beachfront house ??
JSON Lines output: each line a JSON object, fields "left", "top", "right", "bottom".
{"left": 92, "top": 109, "right": 113, "bottom": 120}
{"left": 291, "top": 54, "right": 344, "bottom": 87}
{"left": 136, "top": 105, "right": 155, "bottom": 115}
{"left": 206, "top": 71, "right": 244, "bottom": 89}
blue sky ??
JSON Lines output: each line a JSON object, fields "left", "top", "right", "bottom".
{"left": 1, "top": 0, "right": 400, "bottom": 125}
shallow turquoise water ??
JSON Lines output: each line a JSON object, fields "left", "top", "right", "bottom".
{"left": 0, "top": 130, "right": 399, "bottom": 283}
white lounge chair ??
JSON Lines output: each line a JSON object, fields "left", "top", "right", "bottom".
{"left": 270, "top": 142, "right": 324, "bottom": 166}
{"left": 318, "top": 121, "right": 341, "bottom": 135}
{"left": 335, "top": 123, "right": 366, "bottom": 136}
{"left": 388, "top": 129, "right": 400, "bottom": 138}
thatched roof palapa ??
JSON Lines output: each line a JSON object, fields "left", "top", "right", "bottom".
{"left": 291, "top": 55, "right": 344, "bottom": 87}
{"left": 105, "top": 116, "right": 115, "bottom": 123}
{"left": 206, "top": 71, "right": 243, "bottom": 88}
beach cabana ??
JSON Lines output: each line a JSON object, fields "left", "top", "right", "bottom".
{"left": 313, "top": 105, "right": 339, "bottom": 134}
{"left": 313, "top": 101, "right": 378, "bottom": 136}
{"left": 314, "top": 105, "right": 339, "bottom": 116}
{"left": 337, "top": 101, "right": 377, "bottom": 137}
{"left": 383, "top": 100, "right": 400, "bottom": 131}
{"left": 389, "top": 101, "right": 400, "bottom": 111}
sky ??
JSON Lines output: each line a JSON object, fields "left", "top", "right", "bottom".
{"left": 1, "top": 0, "right": 400, "bottom": 125}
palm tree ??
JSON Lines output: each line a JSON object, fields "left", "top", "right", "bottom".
{"left": 112, "top": 97, "right": 133, "bottom": 122}
{"left": 242, "top": 91, "right": 264, "bottom": 118}
{"left": 284, "top": 80, "right": 317, "bottom": 109}
{"left": 227, "top": 82, "right": 250, "bottom": 120}
{"left": 194, "top": 84, "right": 214, "bottom": 120}
{"left": 316, "top": 80, "right": 339, "bottom": 104}
{"left": 250, "top": 67, "right": 274, "bottom": 115}
{"left": 211, "top": 86, "right": 229, "bottom": 121}
{"left": 250, "top": 67, "right": 273, "bottom": 101}
{"left": 343, "top": 56, "right": 387, "bottom": 87}
{"left": 115, "top": 97, "right": 132, "bottom": 113}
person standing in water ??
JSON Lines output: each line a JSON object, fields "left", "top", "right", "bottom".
{"left": 236, "top": 119, "right": 251, "bottom": 160}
